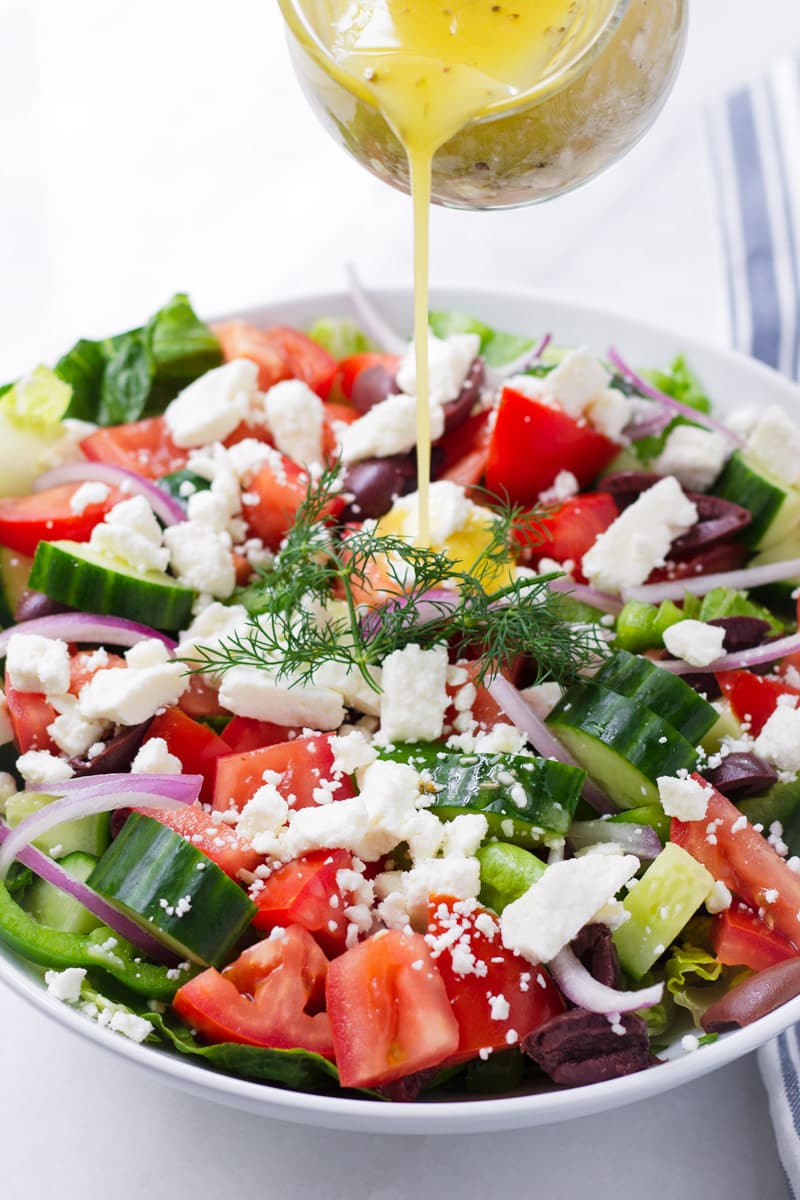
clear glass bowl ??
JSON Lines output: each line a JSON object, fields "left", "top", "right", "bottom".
{"left": 279, "top": 0, "right": 688, "bottom": 211}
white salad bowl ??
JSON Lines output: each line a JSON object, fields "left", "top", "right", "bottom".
{"left": 2, "top": 285, "right": 800, "bottom": 1135}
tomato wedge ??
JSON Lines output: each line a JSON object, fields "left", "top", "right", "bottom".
{"left": 141, "top": 805, "right": 260, "bottom": 879}
{"left": 672, "top": 779, "right": 800, "bottom": 950}
{"left": 251, "top": 848, "right": 354, "bottom": 956}
{"left": 436, "top": 409, "right": 493, "bottom": 489}
{"left": 221, "top": 717, "right": 303, "bottom": 754}
{"left": 518, "top": 492, "right": 619, "bottom": 581}
{"left": 716, "top": 670, "right": 800, "bottom": 737}
{"left": 69, "top": 649, "right": 126, "bottom": 694}
{"left": 427, "top": 896, "right": 564, "bottom": 1063}
{"left": 143, "top": 707, "right": 232, "bottom": 804}
{"left": 81, "top": 416, "right": 189, "bottom": 480}
{"left": 245, "top": 453, "right": 344, "bottom": 551}
{"left": 213, "top": 733, "right": 356, "bottom": 814}
{"left": 326, "top": 929, "right": 459, "bottom": 1088}
{"left": 173, "top": 925, "right": 334, "bottom": 1056}
{"left": 4, "top": 683, "right": 57, "bottom": 753}
{"left": 711, "top": 901, "right": 798, "bottom": 972}
{"left": 215, "top": 321, "right": 337, "bottom": 399}
{"left": 0, "top": 482, "right": 125, "bottom": 557}
{"left": 485, "top": 386, "right": 619, "bottom": 506}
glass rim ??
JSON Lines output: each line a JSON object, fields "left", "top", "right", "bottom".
{"left": 277, "top": 0, "right": 632, "bottom": 125}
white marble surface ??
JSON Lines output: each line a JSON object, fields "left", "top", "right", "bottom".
{"left": 0, "top": 1, "right": 799, "bottom": 1195}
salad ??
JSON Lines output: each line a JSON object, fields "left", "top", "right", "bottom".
{"left": 1, "top": 290, "right": 800, "bottom": 1102}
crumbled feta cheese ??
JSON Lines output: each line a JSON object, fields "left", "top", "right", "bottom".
{"left": 376, "top": 855, "right": 482, "bottom": 929}
{"left": 106, "top": 1010, "right": 154, "bottom": 1043}
{"left": 581, "top": 477, "right": 698, "bottom": 593}
{"left": 69, "top": 481, "right": 111, "bottom": 514}
{"left": 164, "top": 359, "right": 258, "bottom": 448}
{"left": 541, "top": 348, "right": 610, "bottom": 418}
{"left": 218, "top": 666, "right": 345, "bottom": 731}
{"left": 379, "top": 643, "right": 449, "bottom": 744}
{"left": 5, "top": 633, "right": 71, "bottom": 695}
{"left": 330, "top": 730, "right": 378, "bottom": 776}
{"left": 130, "top": 737, "right": 183, "bottom": 775}
{"left": 745, "top": 405, "right": 800, "bottom": 487}
{"left": 78, "top": 661, "right": 188, "bottom": 726}
{"left": 178, "top": 602, "right": 249, "bottom": 662}
{"left": 585, "top": 387, "right": 633, "bottom": 442}
{"left": 47, "top": 699, "right": 108, "bottom": 759}
{"left": 538, "top": 470, "right": 579, "bottom": 504}
{"left": 755, "top": 706, "right": 800, "bottom": 774}
{"left": 681, "top": 1034, "right": 700, "bottom": 1053}
{"left": 45, "top": 967, "right": 86, "bottom": 1003}
{"left": 223, "top": 438, "right": 277, "bottom": 484}
{"left": 654, "top": 425, "right": 729, "bottom": 492}
{"left": 396, "top": 332, "right": 480, "bottom": 408}
{"left": 441, "top": 813, "right": 488, "bottom": 858}
{"left": 17, "top": 750, "right": 75, "bottom": 787}
{"left": 124, "top": 638, "right": 171, "bottom": 670}
{"left": 236, "top": 784, "right": 290, "bottom": 847}
{"left": 263, "top": 379, "right": 325, "bottom": 467}
{"left": 705, "top": 880, "right": 733, "bottom": 914}
{"left": 488, "top": 993, "right": 510, "bottom": 1021}
{"left": 657, "top": 775, "right": 712, "bottom": 821}
{"left": 339, "top": 392, "right": 445, "bottom": 464}
{"left": 311, "top": 660, "right": 383, "bottom": 718}
{"left": 474, "top": 724, "right": 529, "bottom": 755}
{"left": 519, "top": 682, "right": 563, "bottom": 721}
{"left": 90, "top": 495, "right": 169, "bottom": 574}
{"left": 387, "top": 481, "right": 478, "bottom": 546}
{"left": 163, "top": 521, "right": 236, "bottom": 599}
{"left": 500, "top": 854, "right": 640, "bottom": 964}
{"left": 662, "top": 619, "right": 726, "bottom": 667}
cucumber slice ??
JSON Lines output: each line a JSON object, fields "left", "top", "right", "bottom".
{"left": 87, "top": 813, "right": 256, "bottom": 965}
{"left": 613, "top": 843, "right": 714, "bottom": 979}
{"left": 608, "top": 805, "right": 671, "bottom": 843}
{"left": 475, "top": 842, "right": 546, "bottom": 914}
{"left": 29, "top": 539, "right": 195, "bottom": 631}
{"left": 24, "top": 850, "right": 102, "bottom": 934}
{"left": 0, "top": 547, "right": 32, "bottom": 627}
{"left": 594, "top": 649, "right": 718, "bottom": 744}
{"left": 713, "top": 451, "right": 800, "bottom": 550}
{"left": 699, "top": 701, "right": 743, "bottom": 755}
{"left": 546, "top": 684, "right": 698, "bottom": 810}
{"left": 3, "top": 792, "right": 111, "bottom": 859}
{"left": 380, "top": 744, "right": 584, "bottom": 845}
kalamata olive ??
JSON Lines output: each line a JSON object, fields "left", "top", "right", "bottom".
{"left": 524, "top": 1009, "right": 652, "bottom": 1086}
{"left": 704, "top": 752, "right": 778, "bottom": 799}
{"left": 442, "top": 358, "right": 485, "bottom": 434}
{"left": 571, "top": 923, "right": 621, "bottom": 990}
{"left": 341, "top": 454, "right": 417, "bottom": 521}
{"left": 701, "top": 957, "right": 800, "bottom": 1033}
{"left": 351, "top": 364, "right": 399, "bottom": 414}
{"left": 597, "top": 471, "right": 664, "bottom": 508}
{"left": 70, "top": 719, "right": 153, "bottom": 780}
{"left": 682, "top": 673, "right": 723, "bottom": 700}
{"left": 707, "top": 616, "right": 771, "bottom": 653}
{"left": 14, "top": 590, "right": 71, "bottom": 623}
{"left": 648, "top": 541, "right": 749, "bottom": 584}
{"left": 671, "top": 494, "right": 751, "bottom": 553}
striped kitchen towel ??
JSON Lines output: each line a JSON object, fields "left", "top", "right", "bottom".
{"left": 707, "top": 56, "right": 800, "bottom": 1200}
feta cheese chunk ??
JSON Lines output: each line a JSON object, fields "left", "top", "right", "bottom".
{"left": 396, "top": 332, "right": 480, "bottom": 408}
{"left": 653, "top": 425, "right": 728, "bottom": 492}
{"left": 163, "top": 521, "right": 236, "bottom": 599}
{"left": 236, "top": 783, "right": 290, "bottom": 847}
{"left": 500, "top": 854, "right": 640, "bottom": 964}
{"left": 379, "top": 643, "right": 449, "bottom": 743}
{"left": 541, "top": 348, "right": 611, "bottom": 418}
{"left": 5, "top": 633, "right": 71, "bottom": 695}
{"left": 745, "top": 405, "right": 800, "bottom": 487}
{"left": 386, "top": 481, "right": 477, "bottom": 546}
{"left": 47, "top": 698, "right": 108, "bottom": 759}
{"left": 662, "top": 619, "right": 726, "bottom": 667}
{"left": 331, "top": 730, "right": 378, "bottom": 776}
{"left": 339, "top": 392, "right": 444, "bottom": 464}
{"left": 657, "top": 775, "right": 712, "bottom": 822}
{"left": 78, "top": 661, "right": 188, "bottom": 726}
{"left": 45, "top": 967, "right": 86, "bottom": 1003}
{"left": 581, "top": 477, "right": 698, "bottom": 593}
{"left": 69, "top": 481, "right": 111, "bottom": 514}
{"left": 755, "top": 706, "right": 800, "bottom": 774}
{"left": 263, "top": 379, "right": 325, "bottom": 467}
{"left": 164, "top": 359, "right": 258, "bottom": 448}
{"left": 130, "top": 737, "right": 183, "bottom": 775}
{"left": 17, "top": 750, "right": 75, "bottom": 787}
{"left": 90, "top": 495, "right": 169, "bottom": 575}
{"left": 218, "top": 666, "right": 345, "bottom": 730}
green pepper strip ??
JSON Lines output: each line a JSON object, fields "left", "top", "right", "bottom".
{"left": 0, "top": 882, "right": 196, "bottom": 1000}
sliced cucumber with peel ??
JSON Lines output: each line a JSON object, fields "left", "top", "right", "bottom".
{"left": 0, "top": 547, "right": 33, "bottom": 628}
{"left": 24, "top": 850, "right": 102, "bottom": 935}
{"left": 594, "top": 649, "right": 718, "bottom": 745}
{"left": 29, "top": 539, "right": 195, "bottom": 630}
{"left": 712, "top": 451, "right": 800, "bottom": 550}
{"left": 3, "top": 791, "right": 111, "bottom": 859}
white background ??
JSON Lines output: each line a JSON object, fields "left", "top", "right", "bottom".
{"left": 0, "top": 1, "right": 799, "bottom": 1196}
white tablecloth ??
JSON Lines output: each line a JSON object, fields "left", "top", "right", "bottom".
{"left": 0, "top": 2, "right": 798, "bottom": 1196}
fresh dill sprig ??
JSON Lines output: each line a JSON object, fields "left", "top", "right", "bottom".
{"left": 192, "top": 463, "right": 607, "bottom": 692}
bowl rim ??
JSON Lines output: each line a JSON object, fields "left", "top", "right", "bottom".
{"left": 2, "top": 281, "right": 799, "bottom": 1135}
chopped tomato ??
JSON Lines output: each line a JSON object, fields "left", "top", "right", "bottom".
{"left": 252, "top": 848, "right": 354, "bottom": 956}
{"left": 245, "top": 453, "right": 344, "bottom": 551}
{"left": 178, "top": 676, "right": 227, "bottom": 722}
{"left": 671, "top": 780, "right": 800, "bottom": 950}
{"left": 69, "top": 649, "right": 126, "bottom": 694}
{"left": 326, "top": 929, "right": 459, "bottom": 1088}
{"left": 4, "top": 683, "right": 56, "bottom": 753}
{"left": 445, "top": 658, "right": 521, "bottom": 734}
{"left": 213, "top": 321, "right": 292, "bottom": 391}
{"left": 221, "top": 717, "right": 303, "bottom": 754}
{"left": 81, "top": 416, "right": 189, "bottom": 480}
{"left": 144, "top": 707, "right": 232, "bottom": 804}
{"left": 716, "top": 669, "right": 800, "bottom": 737}
{"left": 213, "top": 733, "right": 356, "bottom": 814}
{"left": 485, "top": 387, "right": 620, "bottom": 506}
{"left": 321, "top": 401, "right": 359, "bottom": 462}
{"left": 0, "top": 482, "right": 125, "bottom": 557}
{"left": 173, "top": 925, "right": 333, "bottom": 1056}
{"left": 328, "top": 352, "right": 399, "bottom": 404}
{"left": 436, "top": 409, "right": 492, "bottom": 489}
{"left": 518, "top": 492, "right": 619, "bottom": 582}
{"left": 428, "top": 897, "right": 563, "bottom": 1063}
{"left": 711, "top": 901, "right": 798, "bottom": 972}
{"left": 262, "top": 327, "right": 338, "bottom": 399}
{"left": 142, "top": 805, "right": 260, "bottom": 879}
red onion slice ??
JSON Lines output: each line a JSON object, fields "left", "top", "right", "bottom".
{"left": 0, "top": 819, "right": 176, "bottom": 963}
{"left": 568, "top": 819, "right": 662, "bottom": 859}
{"left": 657, "top": 631, "right": 800, "bottom": 675}
{"left": 344, "top": 264, "right": 407, "bottom": 356}
{"left": 0, "top": 614, "right": 177, "bottom": 658}
{"left": 487, "top": 673, "right": 616, "bottom": 814}
{"left": 548, "top": 577, "right": 623, "bottom": 615}
{"left": 0, "top": 780, "right": 200, "bottom": 880}
{"left": 51, "top": 772, "right": 201, "bottom": 801}
{"left": 34, "top": 462, "right": 186, "bottom": 527}
{"left": 549, "top": 946, "right": 664, "bottom": 1014}
{"left": 608, "top": 348, "right": 743, "bottom": 446}
{"left": 621, "top": 556, "right": 800, "bottom": 604}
